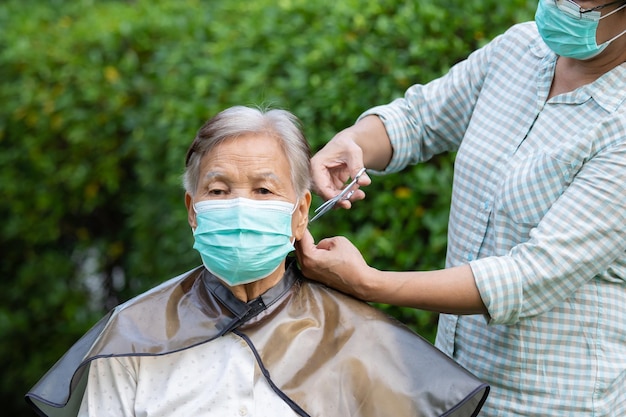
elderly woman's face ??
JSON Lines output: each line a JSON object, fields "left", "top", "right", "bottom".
{"left": 186, "top": 133, "right": 310, "bottom": 240}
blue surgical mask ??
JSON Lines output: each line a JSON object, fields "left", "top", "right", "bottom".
{"left": 192, "top": 197, "right": 297, "bottom": 286}
{"left": 535, "top": 0, "right": 626, "bottom": 60}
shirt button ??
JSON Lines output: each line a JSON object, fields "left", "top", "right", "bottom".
{"left": 239, "top": 406, "right": 248, "bottom": 416}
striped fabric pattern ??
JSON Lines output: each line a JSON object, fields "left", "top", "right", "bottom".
{"left": 361, "top": 22, "right": 626, "bottom": 416}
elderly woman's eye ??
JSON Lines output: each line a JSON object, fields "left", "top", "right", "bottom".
{"left": 257, "top": 188, "right": 273, "bottom": 195}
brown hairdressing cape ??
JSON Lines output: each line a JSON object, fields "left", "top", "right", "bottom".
{"left": 26, "top": 258, "right": 489, "bottom": 417}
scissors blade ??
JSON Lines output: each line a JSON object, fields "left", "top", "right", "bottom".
{"left": 314, "top": 196, "right": 337, "bottom": 213}
{"left": 309, "top": 207, "right": 329, "bottom": 223}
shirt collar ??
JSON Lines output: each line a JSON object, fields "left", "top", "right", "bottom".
{"left": 530, "top": 34, "right": 626, "bottom": 112}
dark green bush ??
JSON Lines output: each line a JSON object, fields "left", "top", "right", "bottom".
{"left": 0, "top": 0, "right": 536, "bottom": 414}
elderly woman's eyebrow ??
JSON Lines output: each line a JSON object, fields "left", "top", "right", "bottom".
{"left": 254, "top": 171, "right": 285, "bottom": 183}
{"left": 202, "top": 171, "right": 226, "bottom": 181}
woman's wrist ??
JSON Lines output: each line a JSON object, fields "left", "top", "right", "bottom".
{"left": 351, "top": 115, "right": 393, "bottom": 171}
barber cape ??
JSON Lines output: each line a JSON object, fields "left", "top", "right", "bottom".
{"left": 26, "top": 258, "right": 489, "bottom": 417}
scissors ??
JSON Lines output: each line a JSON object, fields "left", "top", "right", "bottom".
{"left": 309, "top": 167, "right": 367, "bottom": 223}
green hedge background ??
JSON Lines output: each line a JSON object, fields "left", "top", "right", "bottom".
{"left": 1, "top": 0, "right": 536, "bottom": 414}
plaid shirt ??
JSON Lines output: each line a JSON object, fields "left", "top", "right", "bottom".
{"left": 362, "top": 22, "right": 626, "bottom": 416}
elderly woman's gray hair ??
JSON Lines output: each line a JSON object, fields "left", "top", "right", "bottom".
{"left": 183, "top": 106, "right": 312, "bottom": 197}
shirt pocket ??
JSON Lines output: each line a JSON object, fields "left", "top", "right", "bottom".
{"left": 498, "top": 153, "right": 576, "bottom": 225}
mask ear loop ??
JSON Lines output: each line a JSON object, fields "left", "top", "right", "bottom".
{"left": 290, "top": 198, "right": 300, "bottom": 214}
{"left": 598, "top": 3, "right": 626, "bottom": 20}
{"left": 605, "top": 27, "right": 626, "bottom": 43}
{"left": 289, "top": 198, "right": 300, "bottom": 244}
{"left": 596, "top": 3, "right": 626, "bottom": 45}
{"left": 191, "top": 202, "right": 198, "bottom": 232}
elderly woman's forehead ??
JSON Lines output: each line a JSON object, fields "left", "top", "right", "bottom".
{"left": 202, "top": 134, "right": 291, "bottom": 169}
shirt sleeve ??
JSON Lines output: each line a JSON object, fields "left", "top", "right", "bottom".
{"left": 471, "top": 139, "right": 626, "bottom": 325}
{"left": 78, "top": 357, "right": 137, "bottom": 417}
{"left": 357, "top": 34, "right": 502, "bottom": 175}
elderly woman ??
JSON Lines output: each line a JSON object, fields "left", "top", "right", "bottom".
{"left": 26, "top": 106, "right": 488, "bottom": 417}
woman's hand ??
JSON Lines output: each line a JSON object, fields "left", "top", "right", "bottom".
{"left": 295, "top": 229, "right": 375, "bottom": 300}
{"left": 310, "top": 129, "right": 371, "bottom": 209}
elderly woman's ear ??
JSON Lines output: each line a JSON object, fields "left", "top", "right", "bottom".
{"left": 293, "top": 191, "right": 312, "bottom": 241}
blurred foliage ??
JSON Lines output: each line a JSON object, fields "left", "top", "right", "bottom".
{"left": 0, "top": 0, "right": 536, "bottom": 414}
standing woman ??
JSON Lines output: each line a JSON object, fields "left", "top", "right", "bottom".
{"left": 297, "top": 0, "right": 626, "bottom": 415}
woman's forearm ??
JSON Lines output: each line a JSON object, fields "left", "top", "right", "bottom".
{"left": 363, "top": 264, "right": 488, "bottom": 315}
